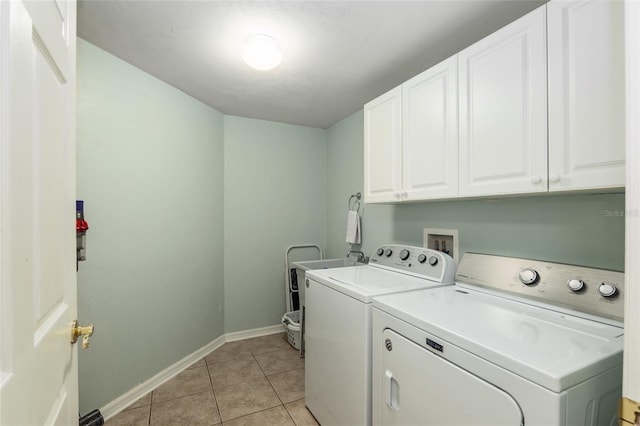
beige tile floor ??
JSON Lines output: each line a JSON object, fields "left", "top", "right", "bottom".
{"left": 105, "top": 333, "right": 319, "bottom": 426}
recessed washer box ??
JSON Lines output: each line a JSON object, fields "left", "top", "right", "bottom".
{"left": 423, "top": 228, "right": 459, "bottom": 263}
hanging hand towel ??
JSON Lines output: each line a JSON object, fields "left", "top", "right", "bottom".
{"left": 346, "top": 210, "right": 361, "bottom": 244}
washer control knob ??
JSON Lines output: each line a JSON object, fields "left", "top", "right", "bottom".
{"left": 399, "top": 249, "right": 410, "bottom": 261}
{"left": 598, "top": 282, "right": 617, "bottom": 298}
{"left": 428, "top": 256, "right": 438, "bottom": 266}
{"left": 417, "top": 254, "right": 427, "bottom": 264}
{"left": 567, "top": 278, "right": 585, "bottom": 292}
{"left": 384, "top": 249, "right": 393, "bottom": 257}
{"left": 376, "top": 248, "right": 384, "bottom": 256}
{"left": 519, "top": 268, "right": 539, "bottom": 285}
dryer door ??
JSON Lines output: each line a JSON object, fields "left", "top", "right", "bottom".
{"left": 381, "top": 329, "right": 524, "bottom": 426}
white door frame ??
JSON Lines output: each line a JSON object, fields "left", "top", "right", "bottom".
{"left": 623, "top": 0, "right": 640, "bottom": 424}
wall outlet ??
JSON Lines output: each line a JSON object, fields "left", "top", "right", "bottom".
{"left": 423, "top": 228, "right": 459, "bottom": 263}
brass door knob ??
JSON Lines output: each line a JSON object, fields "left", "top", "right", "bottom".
{"left": 71, "top": 320, "right": 94, "bottom": 349}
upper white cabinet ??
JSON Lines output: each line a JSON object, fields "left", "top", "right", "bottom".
{"left": 458, "top": 6, "right": 548, "bottom": 197}
{"left": 364, "top": 86, "right": 402, "bottom": 203}
{"left": 403, "top": 56, "right": 458, "bottom": 200}
{"left": 364, "top": 56, "right": 458, "bottom": 203}
{"left": 363, "top": 1, "right": 625, "bottom": 203}
{"left": 547, "top": 1, "right": 625, "bottom": 191}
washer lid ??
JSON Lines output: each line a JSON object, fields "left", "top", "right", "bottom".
{"left": 373, "top": 285, "right": 624, "bottom": 392}
{"left": 306, "top": 265, "right": 448, "bottom": 303}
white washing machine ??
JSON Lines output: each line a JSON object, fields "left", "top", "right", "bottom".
{"left": 372, "top": 253, "right": 625, "bottom": 426}
{"left": 304, "top": 244, "right": 456, "bottom": 426}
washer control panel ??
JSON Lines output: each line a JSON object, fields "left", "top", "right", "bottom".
{"left": 369, "top": 244, "right": 456, "bottom": 284}
{"left": 455, "top": 253, "right": 624, "bottom": 322}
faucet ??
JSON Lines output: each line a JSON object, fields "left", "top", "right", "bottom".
{"left": 347, "top": 250, "right": 368, "bottom": 263}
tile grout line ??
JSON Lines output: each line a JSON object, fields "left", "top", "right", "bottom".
{"left": 109, "top": 335, "right": 301, "bottom": 425}
{"left": 251, "top": 340, "right": 304, "bottom": 426}
{"left": 251, "top": 350, "right": 289, "bottom": 416}
{"left": 220, "top": 405, "right": 291, "bottom": 425}
{"left": 205, "top": 350, "right": 224, "bottom": 424}
{"left": 257, "top": 352, "right": 286, "bottom": 406}
{"left": 247, "top": 338, "right": 297, "bottom": 424}
{"left": 224, "top": 348, "right": 298, "bottom": 425}
{"left": 147, "top": 388, "right": 153, "bottom": 425}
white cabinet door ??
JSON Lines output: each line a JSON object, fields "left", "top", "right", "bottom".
{"left": 402, "top": 56, "right": 458, "bottom": 200}
{"left": 364, "top": 86, "right": 403, "bottom": 203}
{"left": 547, "top": 1, "right": 625, "bottom": 191}
{"left": 459, "top": 6, "right": 547, "bottom": 197}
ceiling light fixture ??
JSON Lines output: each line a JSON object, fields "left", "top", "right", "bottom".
{"left": 242, "top": 34, "right": 283, "bottom": 71}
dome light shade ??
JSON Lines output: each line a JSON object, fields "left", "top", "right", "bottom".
{"left": 242, "top": 34, "right": 283, "bottom": 71}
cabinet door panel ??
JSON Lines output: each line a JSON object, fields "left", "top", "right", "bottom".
{"left": 548, "top": 1, "right": 625, "bottom": 191}
{"left": 459, "top": 6, "right": 547, "bottom": 197}
{"left": 403, "top": 56, "right": 458, "bottom": 200}
{"left": 364, "top": 87, "right": 402, "bottom": 203}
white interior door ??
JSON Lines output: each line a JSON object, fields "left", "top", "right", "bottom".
{"left": 0, "top": 1, "right": 78, "bottom": 425}
{"left": 380, "top": 329, "right": 523, "bottom": 426}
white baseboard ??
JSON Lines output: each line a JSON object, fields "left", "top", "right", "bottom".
{"left": 224, "top": 323, "right": 285, "bottom": 342}
{"left": 100, "top": 323, "right": 285, "bottom": 421}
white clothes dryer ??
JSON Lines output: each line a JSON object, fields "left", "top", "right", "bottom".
{"left": 372, "top": 253, "right": 625, "bottom": 426}
{"left": 304, "top": 245, "right": 456, "bottom": 426}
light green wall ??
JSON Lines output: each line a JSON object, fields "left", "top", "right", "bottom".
{"left": 76, "top": 37, "right": 626, "bottom": 415}
{"left": 77, "top": 40, "right": 327, "bottom": 412}
{"left": 223, "top": 116, "right": 326, "bottom": 332}
{"left": 325, "top": 110, "right": 625, "bottom": 271}
{"left": 326, "top": 109, "right": 366, "bottom": 257}
{"left": 76, "top": 39, "right": 225, "bottom": 413}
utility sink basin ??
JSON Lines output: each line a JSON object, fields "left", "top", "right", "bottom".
{"left": 293, "top": 257, "right": 367, "bottom": 298}
{"left": 292, "top": 258, "right": 357, "bottom": 271}
{"left": 292, "top": 258, "right": 358, "bottom": 308}
{"left": 291, "top": 257, "right": 364, "bottom": 355}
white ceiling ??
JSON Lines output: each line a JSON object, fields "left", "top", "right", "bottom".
{"left": 77, "top": 1, "right": 546, "bottom": 129}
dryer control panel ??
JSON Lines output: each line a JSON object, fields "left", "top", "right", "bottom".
{"left": 455, "top": 253, "right": 625, "bottom": 322}
{"left": 369, "top": 244, "right": 456, "bottom": 284}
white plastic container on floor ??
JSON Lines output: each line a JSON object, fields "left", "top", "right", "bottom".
{"left": 281, "top": 310, "right": 301, "bottom": 350}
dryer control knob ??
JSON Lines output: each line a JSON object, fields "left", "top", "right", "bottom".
{"left": 417, "top": 254, "right": 427, "bottom": 264}
{"left": 598, "top": 282, "right": 617, "bottom": 298}
{"left": 399, "top": 249, "right": 410, "bottom": 261}
{"left": 384, "top": 249, "right": 393, "bottom": 257}
{"left": 376, "top": 248, "right": 384, "bottom": 256}
{"left": 519, "top": 268, "right": 539, "bottom": 285}
{"left": 384, "top": 338, "right": 393, "bottom": 351}
{"left": 428, "top": 256, "right": 438, "bottom": 266}
{"left": 567, "top": 278, "right": 585, "bottom": 292}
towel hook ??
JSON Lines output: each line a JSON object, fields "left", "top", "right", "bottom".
{"left": 348, "top": 192, "right": 361, "bottom": 212}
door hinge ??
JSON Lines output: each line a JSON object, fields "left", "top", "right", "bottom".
{"left": 79, "top": 409, "right": 103, "bottom": 426}
{"left": 620, "top": 397, "right": 640, "bottom": 425}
